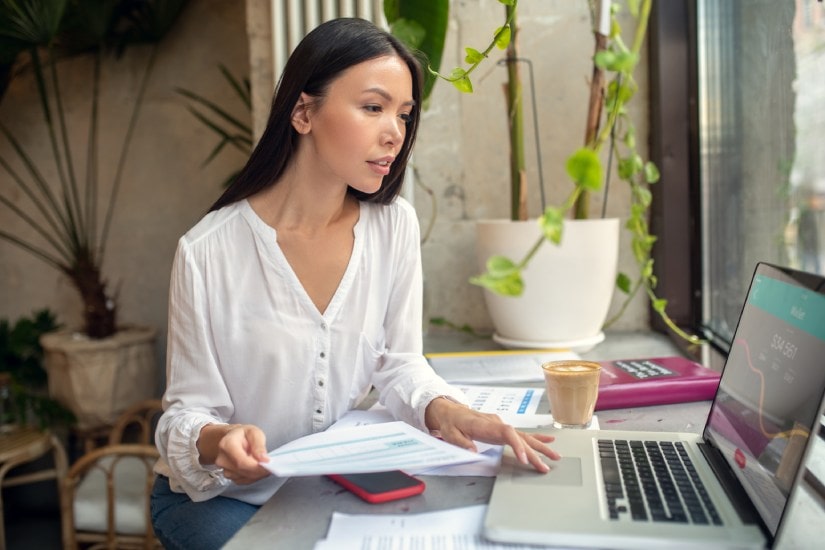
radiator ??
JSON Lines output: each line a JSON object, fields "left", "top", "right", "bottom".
{"left": 271, "top": 0, "right": 387, "bottom": 81}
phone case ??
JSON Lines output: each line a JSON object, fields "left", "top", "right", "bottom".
{"left": 327, "top": 471, "right": 425, "bottom": 503}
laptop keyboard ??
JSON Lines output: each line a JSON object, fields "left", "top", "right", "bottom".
{"left": 598, "top": 439, "right": 724, "bottom": 525}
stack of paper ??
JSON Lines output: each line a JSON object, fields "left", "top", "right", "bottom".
{"left": 260, "top": 421, "right": 484, "bottom": 477}
{"left": 426, "top": 349, "right": 580, "bottom": 384}
{"left": 314, "top": 505, "right": 559, "bottom": 549}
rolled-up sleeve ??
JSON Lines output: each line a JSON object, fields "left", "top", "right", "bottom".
{"left": 154, "top": 238, "right": 235, "bottom": 501}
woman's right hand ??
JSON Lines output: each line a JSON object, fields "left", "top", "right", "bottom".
{"left": 198, "top": 423, "right": 271, "bottom": 485}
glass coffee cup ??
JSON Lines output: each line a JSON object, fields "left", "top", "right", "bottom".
{"left": 542, "top": 360, "right": 602, "bottom": 429}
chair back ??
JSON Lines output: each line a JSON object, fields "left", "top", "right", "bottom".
{"left": 108, "top": 399, "right": 163, "bottom": 445}
{"left": 63, "top": 399, "right": 164, "bottom": 549}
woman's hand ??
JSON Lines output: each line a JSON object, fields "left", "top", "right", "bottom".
{"left": 198, "top": 423, "right": 271, "bottom": 485}
{"left": 424, "top": 397, "right": 560, "bottom": 473}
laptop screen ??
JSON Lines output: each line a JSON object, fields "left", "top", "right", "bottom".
{"left": 704, "top": 262, "right": 825, "bottom": 536}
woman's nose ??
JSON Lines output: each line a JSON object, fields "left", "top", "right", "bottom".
{"left": 382, "top": 116, "right": 404, "bottom": 146}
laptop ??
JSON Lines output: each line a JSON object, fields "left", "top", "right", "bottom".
{"left": 484, "top": 262, "right": 825, "bottom": 549}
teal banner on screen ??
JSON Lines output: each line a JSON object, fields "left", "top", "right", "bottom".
{"left": 749, "top": 274, "right": 825, "bottom": 341}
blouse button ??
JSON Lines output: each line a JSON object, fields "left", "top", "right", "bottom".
{"left": 320, "top": 351, "right": 326, "bottom": 358}
{"left": 321, "top": 322, "right": 327, "bottom": 330}
{"left": 318, "top": 379, "right": 324, "bottom": 387}
{"left": 316, "top": 408, "right": 322, "bottom": 414}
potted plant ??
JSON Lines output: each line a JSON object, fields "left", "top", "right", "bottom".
{"left": 0, "top": 308, "right": 74, "bottom": 430}
{"left": 0, "top": 0, "right": 188, "bottom": 429}
{"left": 398, "top": 0, "right": 700, "bottom": 348}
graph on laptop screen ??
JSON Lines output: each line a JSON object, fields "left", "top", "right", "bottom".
{"left": 705, "top": 265, "right": 825, "bottom": 535}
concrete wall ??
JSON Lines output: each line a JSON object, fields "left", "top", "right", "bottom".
{"left": 0, "top": 0, "right": 650, "bottom": 386}
{"left": 0, "top": 0, "right": 250, "bottom": 380}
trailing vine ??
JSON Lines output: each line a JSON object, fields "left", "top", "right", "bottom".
{"left": 414, "top": 0, "right": 702, "bottom": 345}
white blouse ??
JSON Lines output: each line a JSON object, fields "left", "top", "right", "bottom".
{"left": 154, "top": 197, "right": 467, "bottom": 505}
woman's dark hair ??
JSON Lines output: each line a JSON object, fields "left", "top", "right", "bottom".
{"left": 209, "top": 18, "right": 423, "bottom": 212}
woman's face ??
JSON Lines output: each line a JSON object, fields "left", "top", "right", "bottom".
{"left": 297, "top": 54, "right": 414, "bottom": 195}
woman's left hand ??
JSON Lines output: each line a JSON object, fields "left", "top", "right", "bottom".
{"left": 424, "top": 397, "right": 560, "bottom": 473}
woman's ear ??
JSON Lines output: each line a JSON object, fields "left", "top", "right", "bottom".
{"left": 291, "top": 93, "right": 312, "bottom": 134}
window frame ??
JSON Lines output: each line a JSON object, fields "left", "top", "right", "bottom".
{"left": 648, "top": 0, "right": 704, "bottom": 356}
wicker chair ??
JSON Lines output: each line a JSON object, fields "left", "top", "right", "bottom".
{"left": 62, "top": 399, "right": 163, "bottom": 550}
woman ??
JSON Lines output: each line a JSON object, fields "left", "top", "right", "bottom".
{"left": 151, "top": 17, "right": 559, "bottom": 549}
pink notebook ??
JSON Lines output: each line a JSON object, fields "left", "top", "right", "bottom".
{"left": 595, "top": 356, "right": 721, "bottom": 410}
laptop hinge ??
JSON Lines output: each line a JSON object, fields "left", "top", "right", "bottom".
{"left": 697, "top": 441, "right": 767, "bottom": 530}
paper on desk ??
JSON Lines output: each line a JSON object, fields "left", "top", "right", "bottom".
{"left": 314, "top": 504, "right": 562, "bottom": 550}
{"left": 458, "top": 385, "right": 544, "bottom": 415}
{"left": 327, "top": 386, "right": 542, "bottom": 476}
{"left": 427, "top": 349, "right": 580, "bottom": 384}
{"left": 260, "top": 421, "right": 483, "bottom": 477}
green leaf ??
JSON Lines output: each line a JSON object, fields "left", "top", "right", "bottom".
{"left": 618, "top": 154, "right": 643, "bottom": 180}
{"left": 464, "top": 47, "right": 485, "bottom": 64}
{"left": 389, "top": 18, "right": 426, "bottom": 49}
{"left": 644, "top": 161, "right": 660, "bottom": 183}
{"left": 539, "top": 206, "right": 564, "bottom": 244}
{"left": 494, "top": 25, "right": 511, "bottom": 49}
{"left": 612, "top": 51, "right": 638, "bottom": 72}
{"left": 634, "top": 186, "right": 653, "bottom": 208}
{"left": 594, "top": 50, "right": 615, "bottom": 70}
{"left": 469, "top": 255, "right": 524, "bottom": 296}
{"left": 566, "top": 147, "right": 603, "bottom": 191}
{"left": 616, "top": 272, "right": 632, "bottom": 294}
{"left": 386, "top": 0, "right": 449, "bottom": 103}
{"left": 470, "top": 271, "right": 524, "bottom": 296}
{"left": 486, "top": 255, "right": 517, "bottom": 277}
{"left": 450, "top": 69, "right": 473, "bottom": 93}
{"left": 0, "top": 0, "right": 67, "bottom": 46}
{"left": 607, "top": 79, "right": 635, "bottom": 107}
{"left": 623, "top": 126, "right": 636, "bottom": 149}
{"left": 449, "top": 67, "right": 467, "bottom": 80}
{"left": 642, "top": 259, "right": 655, "bottom": 279}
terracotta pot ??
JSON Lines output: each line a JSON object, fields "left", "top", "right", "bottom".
{"left": 40, "top": 326, "right": 158, "bottom": 430}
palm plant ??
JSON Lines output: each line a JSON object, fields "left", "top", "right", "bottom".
{"left": 0, "top": 0, "right": 188, "bottom": 339}
{"left": 175, "top": 63, "right": 252, "bottom": 188}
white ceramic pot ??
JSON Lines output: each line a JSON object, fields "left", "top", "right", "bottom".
{"left": 40, "top": 326, "right": 158, "bottom": 430}
{"left": 475, "top": 218, "right": 620, "bottom": 350}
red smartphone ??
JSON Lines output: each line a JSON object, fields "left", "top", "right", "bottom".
{"left": 327, "top": 470, "right": 425, "bottom": 503}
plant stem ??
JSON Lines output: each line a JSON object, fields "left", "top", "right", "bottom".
{"left": 48, "top": 46, "right": 85, "bottom": 249}
{"left": 0, "top": 195, "right": 71, "bottom": 264}
{"left": 99, "top": 43, "right": 160, "bottom": 262}
{"left": 64, "top": 250, "right": 116, "bottom": 338}
{"left": 575, "top": 6, "right": 609, "bottom": 220}
{"left": 0, "top": 229, "right": 64, "bottom": 271}
{"left": 86, "top": 49, "right": 102, "bottom": 257}
{"left": 504, "top": 4, "right": 526, "bottom": 221}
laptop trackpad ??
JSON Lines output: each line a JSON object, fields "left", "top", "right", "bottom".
{"left": 511, "top": 457, "right": 583, "bottom": 486}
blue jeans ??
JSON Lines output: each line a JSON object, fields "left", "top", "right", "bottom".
{"left": 151, "top": 476, "right": 260, "bottom": 550}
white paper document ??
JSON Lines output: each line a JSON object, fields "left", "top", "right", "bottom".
{"left": 260, "top": 421, "right": 483, "bottom": 477}
{"left": 427, "top": 349, "right": 580, "bottom": 384}
{"left": 314, "top": 504, "right": 563, "bottom": 549}
{"left": 458, "top": 384, "right": 544, "bottom": 416}
{"left": 322, "top": 397, "right": 597, "bottom": 477}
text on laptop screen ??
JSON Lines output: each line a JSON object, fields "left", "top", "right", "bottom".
{"left": 705, "top": 265, "right": 825, "bottom": 535}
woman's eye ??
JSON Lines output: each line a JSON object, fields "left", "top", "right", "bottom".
{"left": 399, "top": 113, "right": 412, "bottom": 124}
{"left": 364, "top": 104, "right": 382, "bottom": 113}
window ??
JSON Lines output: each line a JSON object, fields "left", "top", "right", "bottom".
{"left": 651, "top": 0, "right": 825, "bottom": 352}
